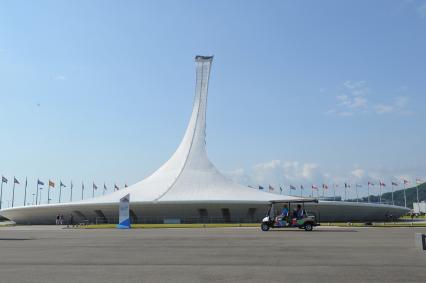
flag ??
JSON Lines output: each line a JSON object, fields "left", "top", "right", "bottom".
{"left": 115, "top": 184, "right": 120, "bottom": 191}
{"left": 300, "top": 185, "right": 304, "bottom": 190}
{"left": 14, "top": 177, "right": 20, "bottom": 185}
{"left": 279, "top": 186, "right": 283, "bottom": 193}
{"left": 403, "top": 180, "right": 410, "bottom": 185}
{"left": 93, "top": 183, "right": 98, "bottom": 190}
{"left": 344, "top": 183, "right": 351, "bottom": 188}
{"left": 416, "top": 179, "right": 423, "bottom": 185}
{"left": 82, "top": 182, "right": 85, "bottom": 190}
{"left": 311, "top": 185, "right": 318, "bottom": 190}
{"left": 49, "top": 180, "right": 55, "bottom": 188}
{"left": 322, "top": 184, "right": 328, "bottom": 189}
{"left": 104, "top": 183, "right": 107, "bottom": 191}
{"left": 368, "top": 181, "right": 374, "bottom": 186}
{"left": 37, "top": 179, "right": 44, "bottom": 186}
{"left": 125, "top": 184, "right": 128, "bottom": 188}
{"left": 379, "top": 181, "right": 386, "bottom": 187}
{"left": 1, "top": 176, "right": 7, "bottom": 183}
{"left": 391, "top": 182, "right": 398, "bottom": 186}
{"left": 60, "top": 181, "right": 66, "bottom": 188}
{"left": 290, "top": 185, "right": 296, "bottom": 190}
{"left": 258, "top": 185, "right": 264, "bottom": 190}
{"left": 356, "top": 184, "right": 362, "bottom": 188}
{"left": 268, "top": 185, "right": 275, "bottom": 192}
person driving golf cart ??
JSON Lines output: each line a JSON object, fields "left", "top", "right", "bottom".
{"left": 261, "top": 199, "right": 319, "bottom": 231}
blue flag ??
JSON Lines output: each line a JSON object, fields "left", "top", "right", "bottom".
{"left": 2, "top": 176, "right": 7, "bottom": 183}
{"left": 37, "top": 179, "right": 44, "bottom": 186}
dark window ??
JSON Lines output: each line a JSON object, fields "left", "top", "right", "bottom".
{"left": 198, "top": 208, "right": 208, "bottom": 223}
{"left": 221, "top": 208, "right": 231, "bottom": 223}
{"left": 247, "top": 208, "right": 257, "bottom": 222}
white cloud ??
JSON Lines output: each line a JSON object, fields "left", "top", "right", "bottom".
{"left": 53, "top": 74, "right": 66, "bottom": 80}
{"left": 374, "top": 96, "right": 411, "bottom": 115}
{"left": 374, "top": 104, "right": 394, "bottom": 114}
{"left": 327, "top": 81, "right": 413, "bottom": 117}
{"left": 225, "top": 160, "right": 426, "bottom": 197}
{"left": 351, "top": 168, "right": 365, "bottom": 179}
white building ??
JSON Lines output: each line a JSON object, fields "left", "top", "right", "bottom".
{"left": 0, "top": 56, "right": 409, "bottom": 224}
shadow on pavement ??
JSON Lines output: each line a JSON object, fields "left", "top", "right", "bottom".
{"left": 268, "top": 229, "right": 358, "bottom": 233}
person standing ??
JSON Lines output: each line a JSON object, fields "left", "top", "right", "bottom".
{"left": 59, "top": 214, "right": 64, "bottom": 225}
{"left": 56, "top": 214, "right": 60, "bottom": 225}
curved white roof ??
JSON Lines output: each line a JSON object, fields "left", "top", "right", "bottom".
{"left": 73, "top": 56, "right": 297, "bottom": 205}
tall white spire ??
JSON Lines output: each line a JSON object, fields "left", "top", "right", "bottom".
{"left": 77, "top": 55, "right": 298, "bottom": 203}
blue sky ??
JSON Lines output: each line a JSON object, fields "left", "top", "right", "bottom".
{"left": 0, "top": 0, "right": 425, "bottom": 206}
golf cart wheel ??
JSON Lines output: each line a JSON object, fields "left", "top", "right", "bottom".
{"left": 304, "top": 223, "right": 313, "bottom": 231}
{"left": 261, "top": 223, "right": 270, "bottom": 232}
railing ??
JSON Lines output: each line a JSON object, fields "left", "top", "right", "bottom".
{"left": 89, "top": 216, "right": 262, "bottom": 225}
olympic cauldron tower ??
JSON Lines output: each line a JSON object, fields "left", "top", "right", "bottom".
{"left": 0, "top": 56, "right": 409, "bottom": 224}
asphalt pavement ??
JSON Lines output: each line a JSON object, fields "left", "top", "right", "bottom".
{"left": 0, "top": 226, "right": 425, "bottom": 283}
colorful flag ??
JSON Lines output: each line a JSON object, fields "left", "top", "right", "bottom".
{"left": 49, "top": 180, "right": 55, "bottom": 188}
{"left": 312, "top": 185, "right": 318, "bottom": 190}
{"left": 379, "top": 181, "right": 386, "bottom": 187}
{"left": 1, "top": 176, "right": 7, "bottom": 183}
{"left": 391, "top": 182, "right": 398, "bottom": 186}
{"left": 403, "top": 180, "right": 410, "bottom": 185}
{"left": 300, "top": 185, "right": 304, "bottom": 190}
{"left": 290, "top": 185, "right": 296, "bottom": 190}
{"left": 368, "top": 181, "right": 374, "bottom": 186}
{"left": 416, "top": 179, "right": 423, "bottom": 185}
{"left": 37, "top": 179, "right": 44, "bottom": 186}
{"left": 60, "top": 181, "right": 66, "bottom": 188}
{"left": 14, "top": 177, "right": 20, "bottom": 185}
{"left": 268, "top": 185, "right": 275, "bottom": 192}
{"left": 344, "top": 183, "right": 351, "bottom": 188}
{"left": 115, "top": 184, "right": 120, "bottom": 191}
{"left": 322, "top": 184, "right": 328, "bottom": 189}
{"left": 93, "top": 183, "right": 98, "bottom": 190}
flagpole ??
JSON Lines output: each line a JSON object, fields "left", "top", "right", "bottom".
{"left": 81, "top": 182, "right": 84, "bottom": 200}
{"left": 367, "top": 183, "right": 370, "bottom": 203}
{"left": 92, "top": 183, "right": 95, "bottom": 198}
{"left": 416, "top": 182, "right": 420, "bottom": 205}
{"left": 403, "top": 182, "right": 407, "bottom": 207}
{"left": 36, "top": 181, "right": 39, "bottom": 205}
{"left": 391, "top": 184, "right": 394, "bottom": 206}
{"left": 12, "top": 177, "right": 16, "bottom": 208}
{"left": 24, "top": 177, "right": 28, "bottom": 206}
{"left": 300, "top": 185, "right": 302, "bottom": 198}
{"left": 70, "top": 181, "right": 73, "bottom": 202}
{"left": 379, "top": 183, "right": 382, "bottom": 204}
{"left": 0, "top": 180, "right": 4, "bottom": 210}
{"left": 47, "top": 183, "right": 50, "bottom": 204}
{"left": 59, "top": 182, "right": 62, "bottom": 204}
{"left": 356, "top": 185, "right": 359, "bottom": 203}
{"left": 333, "top": 184, "right": 336, "bottom": 201}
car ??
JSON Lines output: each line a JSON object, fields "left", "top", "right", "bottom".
{"left": 261, "top": 198, "right": 320, "bottom": 232}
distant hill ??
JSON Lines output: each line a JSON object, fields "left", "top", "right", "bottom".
{"left": 348, "top": 183, "right": 426, "bottom": 208}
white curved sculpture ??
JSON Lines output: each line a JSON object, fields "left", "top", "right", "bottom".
{"left": 0, "top": 56, "right": 409, "bottom": 224}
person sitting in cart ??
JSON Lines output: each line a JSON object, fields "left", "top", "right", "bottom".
{"left": 281, "top": 205, "right": 289, "bottom": 217}
{"left": 295, "top": 204, "right": 305, "bottom": 220}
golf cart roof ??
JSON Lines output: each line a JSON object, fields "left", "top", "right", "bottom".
{"left": 269, "top": 198, "right": 318, "bottom": 204}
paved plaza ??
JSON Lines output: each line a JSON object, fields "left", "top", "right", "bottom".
{"left": 0, "top": 226, "right": 425, "bottom": 283}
